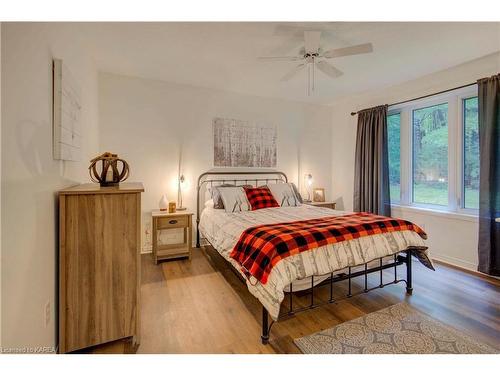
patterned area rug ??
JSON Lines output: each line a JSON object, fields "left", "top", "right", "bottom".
{"left": 294, "top": 303, "right": 498, "bottom": 354}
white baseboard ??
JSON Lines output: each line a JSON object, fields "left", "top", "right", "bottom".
{"left": 432, "top": 254, "right": 500, "bottom": 280}
{"left": 141, "top": 245, "right": 152, "bottom": 254}
{"left": 431, "top": 253, "right": 477, "bottom": 272}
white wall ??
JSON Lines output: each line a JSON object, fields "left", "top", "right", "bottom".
{"left": 330, "top": 52, "right": 500, "bottom": 271}
{"left": 1, "top": 23, "right": 99, "bottom": 350}
{"left": 99, "top": 73, "right": 333, "bottom": 250}
{"left": 0, "top": 22, "right": 2, "bottom": 348}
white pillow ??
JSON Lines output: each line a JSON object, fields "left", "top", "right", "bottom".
{"left": 218, "top": 186, "right": 251, "bottom": 213}
{"left": 268, "top": 183, "right": 300, "bottom": 207}
{"left": 204, "top": 199, "right": 214, "bottom": 208}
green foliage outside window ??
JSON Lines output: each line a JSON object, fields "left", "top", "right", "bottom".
{"left": 412, "top": 103, "right": 449, "bottom": 206}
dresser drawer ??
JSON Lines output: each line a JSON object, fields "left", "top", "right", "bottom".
{"left": 156, "top": 215, "right": 189, "bottom": 229}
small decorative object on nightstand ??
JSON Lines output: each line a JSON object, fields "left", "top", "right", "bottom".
{"left": 306, "top": 201, "right": 337, "bottom": 210}
{"left": 159, "top": 194, "right": 169, "bottom": 211}
{"left": 313, "top": 188, "right": 325, "bottom": 202}
{"left": 152, "top": 210, "right": 193, "bottom": 264}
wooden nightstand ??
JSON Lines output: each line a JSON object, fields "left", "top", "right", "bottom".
{"left": 305, "top": 201, "right": 337, "bottom": 210}
{"left": 152, "top": 210, "right": 193, "bottom": 264}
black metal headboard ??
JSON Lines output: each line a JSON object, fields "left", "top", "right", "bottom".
{"left": 195, "top": 170, "right": 288, "bottom": 247}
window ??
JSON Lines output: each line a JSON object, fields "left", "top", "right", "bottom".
{"left": 463, "top": 97, "right": 479, "bottom": 209}
{"left": 412, "top": 103, "right": 448, "bottom": 206}
{"left": 387, "top": 112, "right": 401, "bottom": 202}
{"left": 387, "top": 86, "right": 479, "bottom": 215}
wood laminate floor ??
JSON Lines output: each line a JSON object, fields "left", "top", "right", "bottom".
{"left": 85, "top": 247, "right": 500, "bottom": 354}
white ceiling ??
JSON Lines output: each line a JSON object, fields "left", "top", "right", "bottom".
{"left": 80, "top": 22, "right": 500, "bottom": 105}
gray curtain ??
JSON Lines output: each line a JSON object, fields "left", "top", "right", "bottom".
{"left": 478, "top": 74, "right": 500, "bottom": 276}
{"left": 353, "top": 105, "right": 391, "bottom": 216}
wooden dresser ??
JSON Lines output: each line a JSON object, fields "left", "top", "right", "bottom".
{"left": 58, "top": 183, "right": 144, "bottom": 353}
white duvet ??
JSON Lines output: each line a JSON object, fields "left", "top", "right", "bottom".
{"left": 199, "top": 204, "right": 430, "bottom": 320}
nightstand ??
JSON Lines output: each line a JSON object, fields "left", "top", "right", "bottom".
{"left": 152, "top": 210, "right": 193, "bottom": 264}
{"left": 305, "top": 201, "right": 337, "bottom": 210}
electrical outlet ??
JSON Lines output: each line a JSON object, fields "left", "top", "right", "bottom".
{"left": 45, "top": 301, "right": 51, "bottom": 327}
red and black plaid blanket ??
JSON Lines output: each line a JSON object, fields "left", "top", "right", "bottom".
{"left": 229, "top": 212, "right": 427, "bottom": 284}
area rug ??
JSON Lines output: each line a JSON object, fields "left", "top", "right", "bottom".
{"left": 294, "top": 302, "right": 498, "bottom": 354}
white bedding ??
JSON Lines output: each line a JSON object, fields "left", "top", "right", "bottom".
{"left": 199, "top": 204, "right": 429, "bottom": 320}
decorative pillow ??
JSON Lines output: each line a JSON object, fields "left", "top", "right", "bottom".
{"left": 210, "top": 184, "right": 235, "bottom": 209}
{"left": 267, "top": 183, "right": 301, "bottom": 207}
{"left": 218, "top": 186, "right": 251, "bottom": 213}
{"left": 210, "top": 184, "right": 253, "bottom": 209}
{"left": 244, "top": 186, "right": 280, "bottom": 210}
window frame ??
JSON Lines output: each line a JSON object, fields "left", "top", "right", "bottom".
{"left": 387, "top": 85, "right": 478, "bottom": 216}
{"left": 387, "top": 110, "right": 402, "bottom": 203}
{"left": 458, "top": 93, "right": 480, "bottom": 215}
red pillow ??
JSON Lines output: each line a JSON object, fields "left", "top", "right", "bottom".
{"left": 244, "top": 186, "right": 280, "bottom": 210}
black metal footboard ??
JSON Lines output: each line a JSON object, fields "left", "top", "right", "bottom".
{"left": 260, "top": 249, "right": 413, "bottom": 344}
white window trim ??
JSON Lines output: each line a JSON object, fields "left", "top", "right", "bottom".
{"left": 388, "top": 85, "right": 478, "bottom": 218}
{"left": 387, "top": 110, "right": 402, "bottom": 203}
{"left": 457, "top": 92, "right": 480, "bottom": 215}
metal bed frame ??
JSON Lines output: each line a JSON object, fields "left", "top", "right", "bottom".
{"left": 196, "top": 170, "right": 413, "bottom": 344}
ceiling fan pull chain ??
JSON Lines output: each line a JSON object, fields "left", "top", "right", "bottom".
{"left": 312, "top": 57, "right": 315, "bottom": 92}
{"left": 307, "top": 64, "right": 309, "bottom": 96}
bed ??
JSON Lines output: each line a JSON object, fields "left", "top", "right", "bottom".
{"left": 196, "top": 171, "right": 433, "bottom": 344}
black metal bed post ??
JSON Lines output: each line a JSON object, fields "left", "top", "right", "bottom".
{"left": 196, "top": 182, "right": 201, "bottom": 248}
{"left": 261, "top": 307, "right": 270, "bottom": 344}
{"left": 406, "top": 249, "right": 413, "bottom": 294}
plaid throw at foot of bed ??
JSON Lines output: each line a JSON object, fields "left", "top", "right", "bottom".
{"left": 229, "top": 212, "right": 427, "bottom": 285}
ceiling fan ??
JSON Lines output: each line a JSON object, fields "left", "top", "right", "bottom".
{"left": 259, "top": 30, "right": 373, "bottom": 95}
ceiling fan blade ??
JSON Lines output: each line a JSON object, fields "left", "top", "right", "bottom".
{"left": 323, "top": 43, "right": 373, "bottom": 58}
{"left": 304, "top": 31, "right": 321, "bottom": 54}
{"left": 280, "top": 63, "right": 306, "bottom": 82}
{"left": 316, "top": 61, "right": 343, "bottom": 79}
{"left": 258, "top": 56, "right": 304, "bottom": 61}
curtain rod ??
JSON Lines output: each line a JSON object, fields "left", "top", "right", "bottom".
{"left": 350, "top": 81, "right": 477, "bottom": 116}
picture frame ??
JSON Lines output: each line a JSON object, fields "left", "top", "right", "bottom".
{"left": 213, "top": 117, "right": 277, "bottom": 168}
{"left": 313, "top": 188, "right": 325, "bottom": 202}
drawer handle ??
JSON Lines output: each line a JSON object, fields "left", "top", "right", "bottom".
{"left": 168, "top": 220, "right": 178, "bottom": 225}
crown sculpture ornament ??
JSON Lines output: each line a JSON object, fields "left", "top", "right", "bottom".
{"left": 89, "top": 152, "right": 130, "bottom": 187}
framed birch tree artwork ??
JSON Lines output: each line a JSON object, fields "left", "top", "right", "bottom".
{"left": 213, "top": 117, "right": 277, "bottom": 167}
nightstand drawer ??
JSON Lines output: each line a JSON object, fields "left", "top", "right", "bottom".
{"left": 157, "top": 215, "right": 188, "bottom": 229}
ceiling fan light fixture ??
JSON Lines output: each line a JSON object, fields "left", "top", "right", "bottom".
{"left": 259, "top": 30, "right": 373, "bottom": 96}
